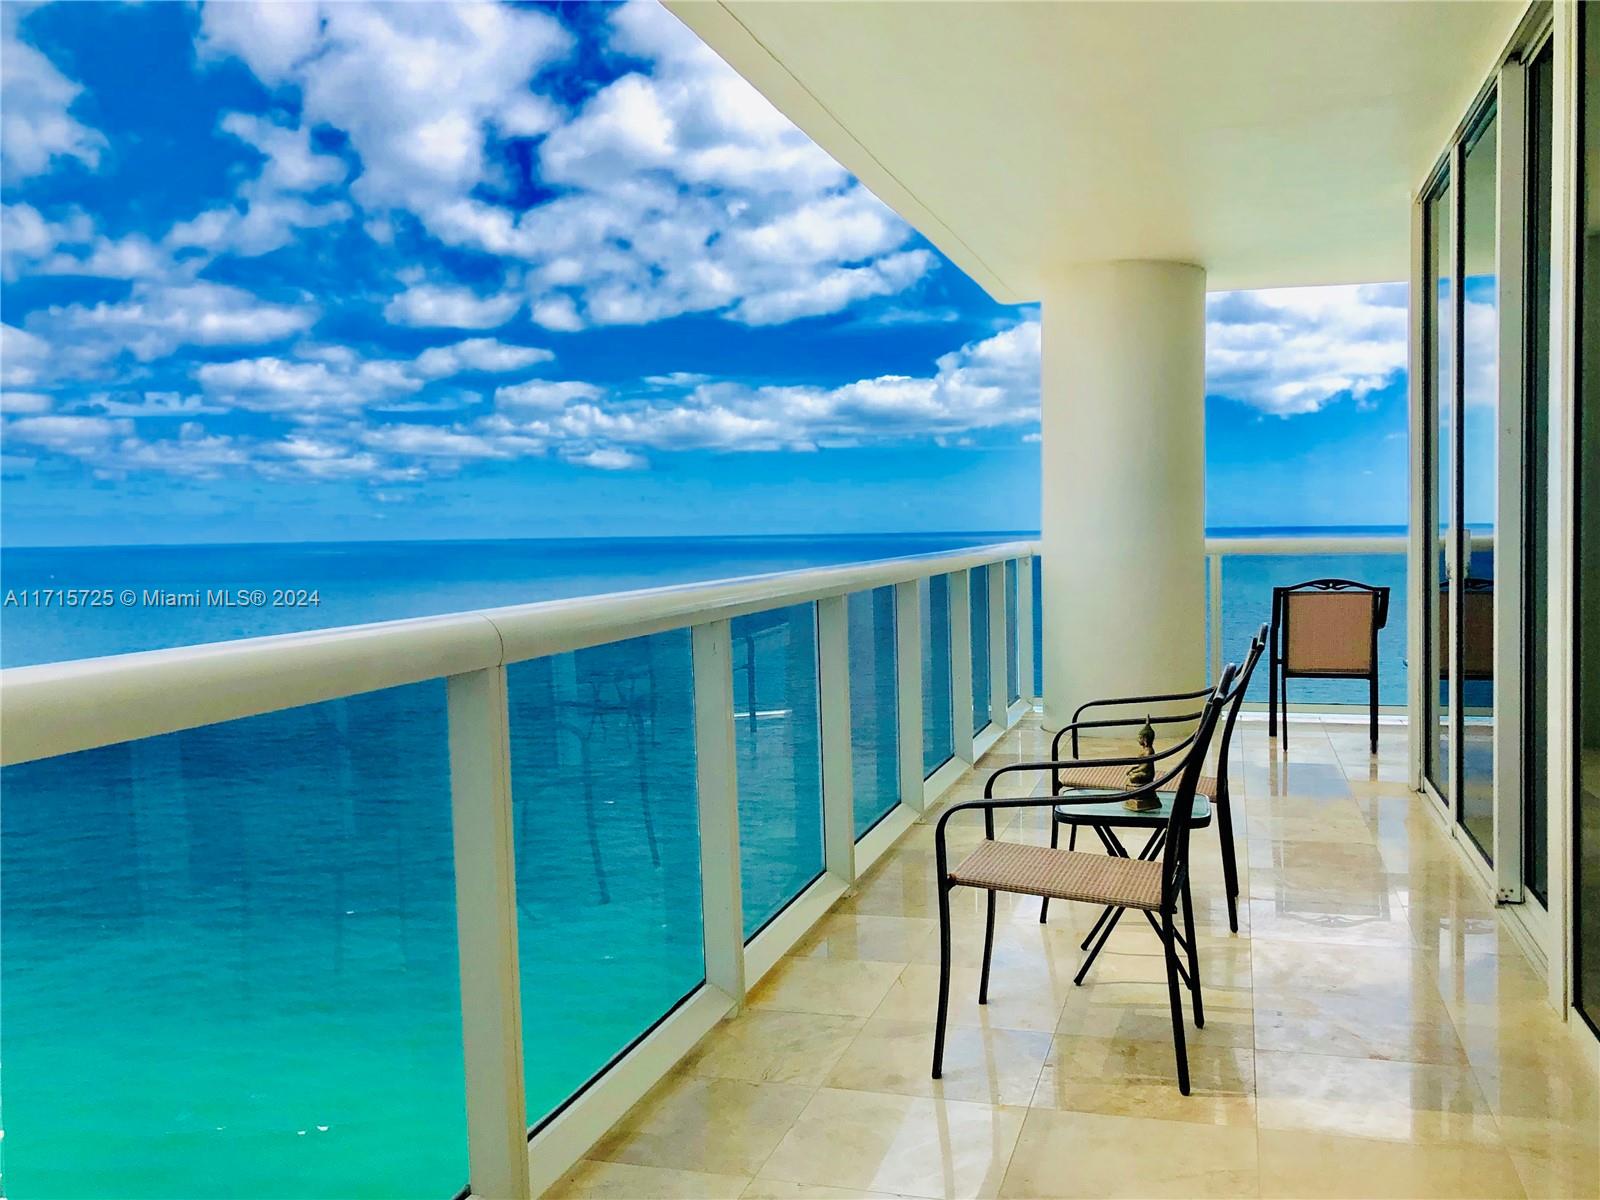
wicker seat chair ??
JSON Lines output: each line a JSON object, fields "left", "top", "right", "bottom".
{"left": 932, "top": 665, "right": 1239, "bottom": 1095}
{"left": 1040, "top": 623, "right": 1267, "bottom": 933}
{"left": 1268, "top": 579, "right": 1391, "bottom": 753}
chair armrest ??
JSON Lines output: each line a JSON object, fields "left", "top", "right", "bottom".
{"left": 937, "top": 751, "right": 1195, "bottom": 877}
{"left": 989, "top": 732, "right": 1197, "bottom": 796}
{"left": 1052, "top": 709, "right": 1203, "bottom": 759}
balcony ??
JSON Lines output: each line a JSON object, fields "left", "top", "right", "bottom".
{"left": 3, "top": 536, "right": 1593, "bottom": 1198}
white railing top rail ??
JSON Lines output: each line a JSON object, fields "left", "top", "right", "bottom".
{"left": 1205, "top": 532, "right": 1493, "bottom": 555}
{"left": 1204, "top": 534, "right": 1408, "bottom": 555}
{"left": 0, "top": 539, "right": 1037, "bottom": 768}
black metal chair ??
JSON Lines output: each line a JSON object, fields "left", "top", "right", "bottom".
{"left": 932, "top": 665, "right": 1238, "bottom": 1096}
{"left": 1042, "top": 623, "right": 1268, "bottom": 933}
{"left": 1268, "top": 579, "right": 1390, "bottom": 753}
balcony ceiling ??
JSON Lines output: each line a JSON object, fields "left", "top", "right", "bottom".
{"left": 666, "top": 0, "right": 1526, "bottom": 298}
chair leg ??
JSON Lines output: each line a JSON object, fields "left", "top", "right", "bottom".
{"left": 1370, "top": 670, "right": 1379, "bottom": 755}
{"left": 1216, "top": 789, "right": 1240, "bottom": 934}
{"left": 932, "top": 883, "right": 953, "bottom": 1078}
{"left": 1041, "top": 819, "right": 1059, "bottom": 924}
{"left": 1162, "top": 910, "right": 1191, "bottom": 1095}
{"left": 1074, "top": 904, "right": 1125, "bottom": 986}
{"left": 1280, "top": 671, "right": 1289, "bottom": 754}
{"left": 1268, "top": 655, "right": 1277, "bottom": 738}
{"left": 1181, "top": 878, "right": 1205, "bottom": 1028}
{"left": 979, "top": 889, "right": 997, "bottom": 1004}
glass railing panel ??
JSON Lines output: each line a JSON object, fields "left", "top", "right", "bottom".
{"left": 1005, "top": 559, "right": 1020, "bottom": 705}
{"left": 848, "top": 587, "right": 901, "bottom": 838}
{"left": 1220, "top": 551, "right": 1409, "bottom": 705}
{"left": 0, "top": 684, "right": 466, "bottom": 1199}
{"left": 505, "top": 632, "right": 704, "bottom": 1126}
{"left": 731, "top": 603, "right": 825, "bottom": 938}
{"left": 970, "top": 568, "right": 991, "bottom": 732}
{"left": 920, "top": 575, "right": 955, "bottom": 777}
{"left": 1032, "top": 555, "right": 1044, "bottom": 699}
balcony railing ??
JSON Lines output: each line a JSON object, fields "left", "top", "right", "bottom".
{"left": 0, "top": 530, "right": 1440, "bottom": 1198}
{"left": 0, "top": 541, "right": 1037, "bottom": 1200}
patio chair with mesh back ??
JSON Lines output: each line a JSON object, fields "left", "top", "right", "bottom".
{"left": 1040, "top": 625, "right": 1267, "bottom": 934}
{"left": 1268, "top": 579, "right": 1390, "bottom": 753}
{"left": 932, "top": 665, "right": 1238, "bottom": 1096}
{"left": 1449, "top": 576, "right": 1495, "bottom": 682}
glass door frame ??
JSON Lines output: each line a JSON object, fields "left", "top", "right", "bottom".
{"left": 1411, "top": 44, "right": 1551, "bottom": 921}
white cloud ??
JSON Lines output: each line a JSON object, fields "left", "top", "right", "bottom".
{"left": 494, "top": 378, "right": 601, "bottom": 411}
{"left": 197, "top": 352, "right": 421, "bottom": 415}
{"left": 27, "top": 282, "right": 317, "bottom": 366}
{"left": 5, "top": 414, "right": 131, "bottom": 455}
{"left": 2, "top": 203, "right": 165, "bottom": 281}
{"left": 385, "top": 283, "right": 522, "bottom": 329}
{"left": 413, "top": 338, "right": 551, "bottom": 379}
{"left": 361, "top": 423, "right": 510, "bottom": 460}
{"left": 165, "top": 113, "right": 350, "bottom": 258}
{"left": 196, "top": 0, "right": 925, "bottom": 332}
{"left": 1205, "top": 283, "right": 1408, "bottom": 415}
{"left": 199, "top": 1, "right": 571, "bottom": 215}
{"left": 0, "top": 391, "right": 53, "bottom": 415}
{"left": 566, "top": 447, "right": 646, "bottom": 471}
{"left": 1, "top": 6, "right": 106, "bottom": 182}
{"left": 219, "top": 112, "right": 346, "bottom": 193}
{"left": 1, "top": 324, "right": 54, "bottom": 387}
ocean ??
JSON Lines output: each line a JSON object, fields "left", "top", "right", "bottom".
{"left": 0, "top": 530, "right": 1409, "bottom": 1198}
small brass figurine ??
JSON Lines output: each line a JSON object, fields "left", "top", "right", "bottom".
{"left": 1124, "top": 716, "right": 1161, "bottom": 810}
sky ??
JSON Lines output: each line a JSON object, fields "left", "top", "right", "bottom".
{"left": 1, "top": 0, "right": 1425, "bottom": 546}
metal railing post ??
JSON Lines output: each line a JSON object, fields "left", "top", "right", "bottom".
{"left": 948, "top": 569, "right": 975, "bottom": 761}
{"left": 894, "top": 580, "right": 925, "bottom": 812}
{"left": 988, "top": 561, "right": 1008, "bottom": 729}
{"left": 1208, "top": 553, "right": 1224, "bottom": 683}
{"left": 817, "top": 595, "right": 857, "bottom": 882}
{"left": 692, "top": 620, "right": 745, "bottom": 1001}
{"left": 447, "top": 666, "right": 532, "bottom": 1200}
{"left": 1017, "top": 556, "right": 1036, "bottom": 707}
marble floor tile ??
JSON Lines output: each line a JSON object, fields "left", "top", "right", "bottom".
{"left": 1256, "top": 1129, "right": 1527, "bottom": 1198}
{"left": 757, "top": 1087, "right": 1027, "bottom": 1199}
{"left": 681, "top": 1008, "right": 866, "bottom": 1087}
{"left": 998, "top": 1108, "right": 1259, "bottom": 1198}
{"left": 1253, "top": 1049, "right": 1503, "bottom": 1147}
{"left": 590, "top": 1074, "right": 814, "bottom": 1176}
{"left": 747, "top": 956, "right": 906, "bottom": 1018}
{"left": 824, "top": 1017, "right": 1051, "bottom": 1106}
{"left": 1033, "top": 1034, "right": 1256, "bottom": 1126}
{"left": 556, "top": 717, "right": 1592, "bottom": 1200}
{"left": 549, "top": 1159, "right": 750, "bottom": 1199}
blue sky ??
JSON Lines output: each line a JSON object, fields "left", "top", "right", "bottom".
{"left": 2, "top": 0, "right": 1418, "bottom": 546}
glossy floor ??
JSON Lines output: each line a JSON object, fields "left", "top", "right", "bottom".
{"left": 549, "top": 717, "right": 1599, "bottom": 1199}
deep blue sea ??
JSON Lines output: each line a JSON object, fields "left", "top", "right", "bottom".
{"left": 0, "top": 530, "right": 1410, "bottom": 1199}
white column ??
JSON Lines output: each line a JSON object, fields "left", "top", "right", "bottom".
{"left": 1040, "top": 260, "right": 1208, "bottom": 730}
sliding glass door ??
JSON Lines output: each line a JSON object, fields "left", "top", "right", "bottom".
{"left": 1418, "top": 34, "right": 1558, "bottom": 911}
{"left": 1423, "top": 176, "right": 1453, "bottom": 801}
{"left": 1458, "top": 106, "right": 1499, "bottom": 860}
{"left": 1575, "top": 2, "right": 1600, "bottom": 1039}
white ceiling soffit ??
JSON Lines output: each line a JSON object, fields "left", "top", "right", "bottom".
{"left": 666, "top": 0, "right": 1526, "bottom": 300}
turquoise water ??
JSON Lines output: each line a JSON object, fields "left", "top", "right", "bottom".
{"left": 0, "top": 530, "right": 1408, "bottom": 1198}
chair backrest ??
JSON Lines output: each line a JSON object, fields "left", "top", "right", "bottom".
{"left": 1274, "top": 579, "right": 1389, "bottom": 676}
{"left": 1461, "top": 577, "right": 1494, "bottom": 680}
{"left": 1159, "top": 663, "right": 1237, "bottom": 905}
{"left": 1213, "top": 625, "right": 1268, "bottom": 780}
